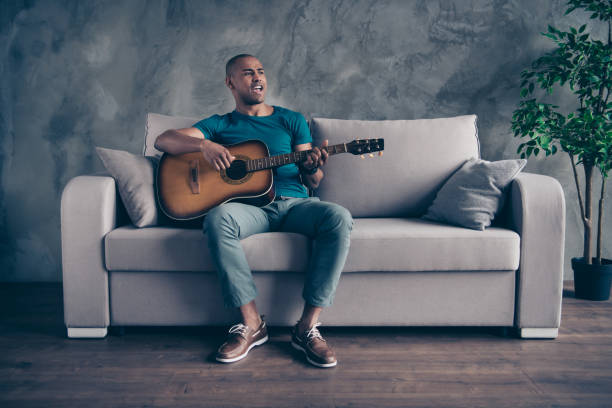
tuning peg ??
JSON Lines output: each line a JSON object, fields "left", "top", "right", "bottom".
{"left": 360, "top": 155, "right": 365, "bottom": 159}
{"left": 368, "top": 153, "right": 374, "bottom": 158}
{"left": 378, "top": 151, "right": 383, "bottom": 156}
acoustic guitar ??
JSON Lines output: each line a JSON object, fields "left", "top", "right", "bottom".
{"left": 157, "top": 138, "right": 384, "bottom": 220}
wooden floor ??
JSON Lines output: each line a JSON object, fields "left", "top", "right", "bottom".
{"left": 1, "top": 282, "right": 611, "bottom": 408}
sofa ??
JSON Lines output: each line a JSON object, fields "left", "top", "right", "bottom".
{"left": 61, "top": 113, "right": 565, "bottom": 339}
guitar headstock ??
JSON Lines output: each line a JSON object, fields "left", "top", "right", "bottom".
{"left": 346, "top": 138, "right": 385, "bottom": 157}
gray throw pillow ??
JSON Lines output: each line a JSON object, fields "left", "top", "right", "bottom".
{"left": 423, "top": 158, "right": 527, "bottom": 230}
{"left": 95, "top": 147, "right": 159, "bottom": 228}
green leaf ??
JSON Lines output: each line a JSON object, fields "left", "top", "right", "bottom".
{"left": 578, "top": 24, "right": 586, "bottom": 33}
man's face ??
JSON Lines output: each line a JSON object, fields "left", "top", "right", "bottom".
{"left": 226, "top": 57, "right": 267, "bottom": 105}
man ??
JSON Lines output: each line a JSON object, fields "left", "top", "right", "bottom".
{"left": 154, "top": 54, "right": 352, "bottom": 368}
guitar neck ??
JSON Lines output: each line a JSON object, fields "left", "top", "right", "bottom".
{"left": 246, "top": 143, "right": 348, "bottom": 172}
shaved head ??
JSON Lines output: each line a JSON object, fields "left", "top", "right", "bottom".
{"left": 226, "top": 54, "right": 257, "bottom": 78}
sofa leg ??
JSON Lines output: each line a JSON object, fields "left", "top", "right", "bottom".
{"left": 67, "top": 327, "right": 108, "bottom": 338}
{"left": 519, "top": 328, "right": 559, "bottom": 339}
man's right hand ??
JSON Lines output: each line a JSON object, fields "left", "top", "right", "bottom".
{"left": 200, "top": 139, "right": 235, "bottom": 171}
{"left": 155, "top": 128, "right": 235, "bottom": 171}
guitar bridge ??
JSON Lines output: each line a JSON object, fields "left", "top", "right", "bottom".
{"left": 189, "top": 160, "right": 200, "bottom": 194}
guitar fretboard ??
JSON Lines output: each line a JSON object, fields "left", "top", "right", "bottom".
{"left": 246, "top": 144, "right": 348, "bottom": 172}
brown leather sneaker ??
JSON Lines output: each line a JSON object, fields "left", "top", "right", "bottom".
{"left": 291, "top": 322, "right": 337, "bottom": 368}
{"left": 216, "top": 319, "right": 268, "bottom": 363}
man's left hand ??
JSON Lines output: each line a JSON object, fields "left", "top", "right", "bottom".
{"left": 303, "top": 140, "right": 329, "bottom": 171}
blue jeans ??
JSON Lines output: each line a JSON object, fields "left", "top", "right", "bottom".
{"left": 203, "top": 197, "right": 353, "bottom": 309}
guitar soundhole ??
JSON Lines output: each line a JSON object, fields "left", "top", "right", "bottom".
{"left": 220, "top": 156, "right": 253, "bottom": 185}
{"left": 226, "top": 160, "right": 247, "bottom": 180}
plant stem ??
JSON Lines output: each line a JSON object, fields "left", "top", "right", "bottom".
{"left": 584, "top": 163, "right": 594, "bottom": 264}
{"left": 570, "top": 154, "right": 587, "bottom": 222}
{"left": 606, "top": 20, "right": 611, "bottom": 109}
{"left": 597, "top": 175, "right": 606, "bottom": 265}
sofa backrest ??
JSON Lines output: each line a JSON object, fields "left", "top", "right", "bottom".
{"left": 311, "top": 115, "right": 480, "bottom": 218}
{"left": 145, "top": 113, "right": 480, "bottom": 218}
{"left": 144, "top": 113, "right": 200, "bottom": 158}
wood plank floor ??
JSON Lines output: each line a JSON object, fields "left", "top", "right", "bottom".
{"left": 0, "top": 282, "right": 611, "bottom": 408}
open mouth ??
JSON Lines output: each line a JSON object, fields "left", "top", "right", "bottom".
{"left": 251, "top": 85, "right": 264, "bottom": 94}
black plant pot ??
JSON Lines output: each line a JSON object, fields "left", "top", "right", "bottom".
{"left": 572, "top": 257, "right": 612, "bottom": 301}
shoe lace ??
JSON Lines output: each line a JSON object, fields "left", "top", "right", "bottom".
{"left": 305, "top": 322, "right": 325, "bottom": 342}
{"left": 228, "top": 323, "right": 249, "bottom": 337}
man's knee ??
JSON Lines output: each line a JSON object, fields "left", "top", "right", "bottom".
{"left": 205, "top": 204, "right": 240, "bottom": 238}
{"left": 323, "top": 203, "right": 353, "bottom": 233}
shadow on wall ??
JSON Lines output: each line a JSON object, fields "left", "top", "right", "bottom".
{"left": 1, "top": 0, "right": 610, "bottom": 281}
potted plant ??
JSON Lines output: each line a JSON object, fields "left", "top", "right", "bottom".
{"left": 511, "top": 0, "right": 612, "bottom": 300}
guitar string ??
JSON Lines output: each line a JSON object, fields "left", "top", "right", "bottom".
{"left": 246, "top": 143, "right": 349, "bottom": 173}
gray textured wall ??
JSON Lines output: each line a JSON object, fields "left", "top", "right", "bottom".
{"left": 1, "top": 0, "right": 610, "bottom": 281}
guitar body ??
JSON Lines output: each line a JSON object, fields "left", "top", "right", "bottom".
{"left": 157, "top": 140, "right": 274, "bottom": 220}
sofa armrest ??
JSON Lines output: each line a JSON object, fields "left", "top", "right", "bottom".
{"left": 61, "top": 174, "right": 120, "bottom": 337}
{"left": 510, "top": 172, "right": 565, "bottom": 333}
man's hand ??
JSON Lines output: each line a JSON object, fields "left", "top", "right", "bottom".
{"left": 200, "top": 139, "right": 235, "bottom": 171}
{"left": 302, "top": 140, "right": 329, "bottom": 171}
{"left": 298, "top": 140, "right": 328, "bottom": 190}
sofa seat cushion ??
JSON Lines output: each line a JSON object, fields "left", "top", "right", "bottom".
{"left": 105, "top": 227, "right": 311, "bottom": 272}
{"left": 105, "top": 218, "right": 519, "bottom": 273}
{"left": 346, "top": 218, "right": 520, "bottom": 272}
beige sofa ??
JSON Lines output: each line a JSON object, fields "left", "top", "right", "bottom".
{"left": 61, "top": 114, "right": 565, "bottom": 339}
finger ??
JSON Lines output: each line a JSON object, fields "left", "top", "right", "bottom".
{"left": 320, "top": 140, "right": 329, "bottom": 163}
{"left": 206, "top": 154, "right": 220, "bottom": 171}
{"left": 309, "top": 153, "right": 319, "bottom": 166}
{"left": 320, "top": 152, "right": 328, "bottom": 166}
{"left": 220, "top": 152, "right": 232, "bottom": 169}
{"left": 311, "top": 148, "right": 321, "bottom": 161}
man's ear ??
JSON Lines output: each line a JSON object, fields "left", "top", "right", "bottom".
{"left": 225, "top": 76, "right": 234, "bottom": 89}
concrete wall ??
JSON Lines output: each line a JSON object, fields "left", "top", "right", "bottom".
{"left": 1, "top": 0, "right": 610, "bottom": 281}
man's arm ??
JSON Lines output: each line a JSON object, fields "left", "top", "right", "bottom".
{"left": 295, "top": 140, "right": 328, "bottom": 190}
{"left": 154, "top": 127, "right": 235, "bottom": 171}
{"left": 154, "top": 127, "right": 205, "bottom": 154}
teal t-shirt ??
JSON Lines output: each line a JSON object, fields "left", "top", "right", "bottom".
{"left": 193, "top": 106, "right": 312, "bottom": 198}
